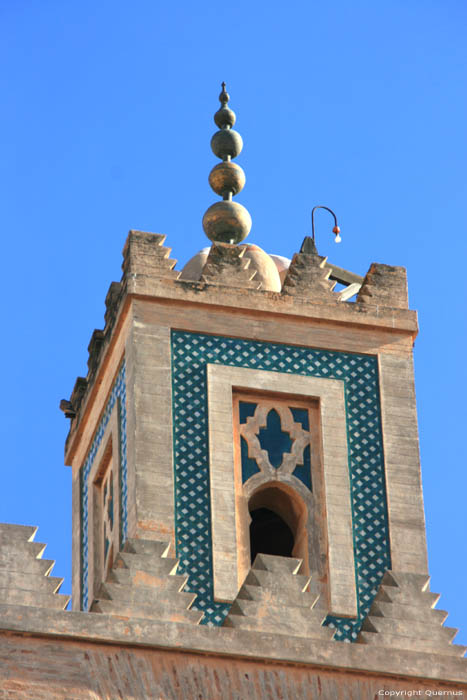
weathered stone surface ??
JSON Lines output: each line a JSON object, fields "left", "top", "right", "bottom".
{"left": 357, "top": 262, "right": 409, "bottom": 309}
{"left": 357, "top": 570, "right": 466, "bottom": 657}
{"left": 68, "top": 376, "right": 87, "bottom": 418}
{"left": 64, "top": 280, "right": 123, "bottom": 430}
{"left": 122, "top": 229, "right": 180, "bottom": 281}
{"left": 104, "top": 280, "right": 123, "bottom": 330}
{"left": 1, "top": 631, "right": 466, "bottom": 700}
{"left": 90, "top": 538, "right": 203, "bottom": 625}
{"left": 0, "top": 524, "right": 69, "bottom": 610}
{"left": 86, "top": 328, "right": 105, "bottom": 379}
{"left": 223, "top": 554, "right": 335, "bottom": 640}
{"left": 200, "top": 242, "right": 262, "bottom": 289}
{"left": 124, "top": 318, "right": 176, "bottom": 550}
{"left": 281, "top": 237, "right": 337, "bottom": 301}
{"left": 378, "top": 353, "right": 428, "bottom": 574}
{"left": 1, "top": 601, "right": 466, "bottom": 688}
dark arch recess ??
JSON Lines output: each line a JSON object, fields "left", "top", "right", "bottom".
{"left": 247, "top": 484, "right": 309, "bottom": 572}
{"left": 249, "top": 507, "right": 294, "bottom": 563}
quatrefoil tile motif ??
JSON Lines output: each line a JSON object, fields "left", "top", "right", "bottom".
{"left": 171, "top": 330, "right": 390, "bottom": 639}
{"left": 240, "top": 402, "right": 310, "bottom": 480}
{"left": 258, "top": 409, "right": 293, "bottom": 468}
{"left": 238, "top": 401, "right": 313, "bottom": 490}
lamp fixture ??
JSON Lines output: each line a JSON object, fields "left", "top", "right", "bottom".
{"left": 311, "top": 206, "right": 341, "bottom": 244}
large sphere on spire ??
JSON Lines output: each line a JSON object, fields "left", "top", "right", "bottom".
{"left": 202, "top": 201, "right": 251, "bottom": 244}
{"left": 211, "top": 129, "right": 243, "bottom": 160}
{"left": 209, "top": 161, "right": 245, "bottom": 197}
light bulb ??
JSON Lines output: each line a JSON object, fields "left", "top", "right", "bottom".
{"left": 335, "top": 233, "right": 342, "bottom": 243}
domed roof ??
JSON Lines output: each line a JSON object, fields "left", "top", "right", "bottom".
{"left": 179, "top": 248, "right": 211, "bottom": 282}
{"left": 180, "top": 244, "right": 285, "bottom": 292}
{"left": 239, "top": 244, "right": 281, "bottom": 292}
{"left": 269, "top": 254, "right": 291, "bottom": 284}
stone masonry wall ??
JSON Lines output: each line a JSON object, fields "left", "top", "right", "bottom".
{"left": 1, "top": 633, "right": 465, "bottom": 700}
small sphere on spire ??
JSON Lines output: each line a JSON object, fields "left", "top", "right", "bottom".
{"left": 214, "top": 81, "right": 236, "bottom": 127}
{"left": 219, "top": 82, "right": 230, "bottom": 104}
{"left": 211, "top": 129, "right": 243, "bottom": 160}
{"left": 214, "top": 105, "right": 236, "bottom": 129}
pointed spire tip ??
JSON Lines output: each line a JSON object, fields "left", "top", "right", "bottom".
{"left": 219, "top": 82, "right": 229, "bottom": 105}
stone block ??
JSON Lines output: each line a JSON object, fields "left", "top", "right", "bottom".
{"left": 91, "top": 537, "right": 203, "bottom": 625}
{"left": 358, "top": 263, "right": 409, "bottom": 309}
{"left": 223, "top": 553, "right": 335, "bottom": 640}
{"left": 0, "top": 524, "right": 70, "bottom": 611}
{"left": 122, "top": 230, "right": 180, "bottom": 280}
{"left": 282, "top": 238, "right": 337, "bottom": 302}
{"left": 200, "top": 242, "right": 262, "bottom": 290}
{"left": 357, "top": 570, "right": 466, "bottom": 658}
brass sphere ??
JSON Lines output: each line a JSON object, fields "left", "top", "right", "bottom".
{"left": 202, "top": 201, "right": 252, "bottom": 244}
{"left": 214, "top": 106, "right": 236, "bottom": 129}
{"left": 209, "top": 161, "right": 245, "bottom": 197}
{"left": 211, "top": 129, "right": 243, "bottom": 160}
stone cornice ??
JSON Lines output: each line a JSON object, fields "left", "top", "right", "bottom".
{"left": 0, "top": 604, "right": 465, "bottom": 686}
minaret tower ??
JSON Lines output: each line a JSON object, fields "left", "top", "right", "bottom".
{"left": 0, "top": 84, "right": 465, "bottom": 698}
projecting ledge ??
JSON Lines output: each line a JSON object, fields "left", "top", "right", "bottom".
{"left": 126, "top": 274, "right": 419, "bottom": 334}
{"left": 0, "top": 604, "right": 465, "bottom": 686}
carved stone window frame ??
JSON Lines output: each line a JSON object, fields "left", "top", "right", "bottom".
{"left": 86, "top": 407, "right": 121, "bottom": 606}
{"left": 207, "top": 363, "right": 357, "bottom": 618}
{"left": 233, "top": 392, "right": 321, "bottom": 583}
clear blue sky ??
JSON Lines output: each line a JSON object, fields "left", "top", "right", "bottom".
{"left": 1, "top": 1, "right": 466, "bottom": 644}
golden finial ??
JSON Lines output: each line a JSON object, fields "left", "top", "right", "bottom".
{"left": 202, "top": 83, "right": 252, "bottom": 244}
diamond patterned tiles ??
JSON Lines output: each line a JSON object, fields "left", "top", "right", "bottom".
{"left": 80, "top": 361, "right": 127, "bottom": 611}
{"left": 171, "top": 331, "right": 391, "bottom": 640}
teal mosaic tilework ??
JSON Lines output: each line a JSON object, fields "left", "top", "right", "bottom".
{"left": 239, "top": 401, "right": 257, "bottom": 423}
{"left": 80, "top": 361, "right": 127, "bottom": 610}
{"left": 290, "top": 407, "right": 309, "bottom": 430}
{"left": 171, "top": 331, "right": 391, "bottom": 640}
{"left": 289, "top": 407, "right": 312, "bottom": 488}
{"left": 258, "top": 408, "right": 293, "bottom": 468}
{"left": 292, "top": 444, "right": 312, "bottom": 490}
{"left": 240, "top": 435, "right": 261, "bottom": 482}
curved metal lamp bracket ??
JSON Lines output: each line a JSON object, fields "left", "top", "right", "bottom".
{"left": 311, "top": 206, "right": 341, "bottom": 244}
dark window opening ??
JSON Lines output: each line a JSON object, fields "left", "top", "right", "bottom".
{"left": 249, "top": 507, "right": 294, "bottom": 563}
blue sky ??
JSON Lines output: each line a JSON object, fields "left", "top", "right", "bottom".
{"left": 1, "top": 1, "right": 466, "bottom": 644}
